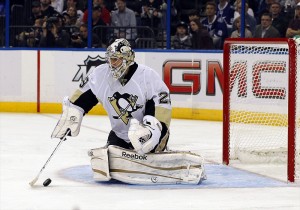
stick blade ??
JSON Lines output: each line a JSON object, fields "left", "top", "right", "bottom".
{"left": 29, "top": 177, "right": 38, "bottom": 187}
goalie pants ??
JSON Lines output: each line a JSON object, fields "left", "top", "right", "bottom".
{"left": 106, "top": 130, "right": 134, "bottom": 150}
{"left": 106, "top": 130, "right": 169, "bottom": 153}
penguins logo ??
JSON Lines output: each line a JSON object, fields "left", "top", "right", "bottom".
{"left": 108, "top": 92, "right": 143, "bottom": 125}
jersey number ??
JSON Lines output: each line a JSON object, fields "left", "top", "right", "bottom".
{"left": 159, "top": 92, "right": 171, "bottom": 104}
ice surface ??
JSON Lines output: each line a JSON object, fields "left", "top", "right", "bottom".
{"left": 0, "top": 113, "right": 299, "bottom": 210}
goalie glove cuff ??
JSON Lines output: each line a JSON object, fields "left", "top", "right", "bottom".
{"left": 128, "top": 115, "right": 162, "bottom": 155}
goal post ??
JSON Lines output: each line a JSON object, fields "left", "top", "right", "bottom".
{"left": 223, "top": 38, "right": 298, "bottom": 182}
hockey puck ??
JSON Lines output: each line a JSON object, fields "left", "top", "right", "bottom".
{"left": 43, "top": 178, "right": 52, "bottom": 187}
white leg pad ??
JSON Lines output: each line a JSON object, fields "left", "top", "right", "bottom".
{"left": 89, "top": 145, "right": 206, "bottom": 185}
{"left": 89, "top": 147, "right": 111, "bottom": 181}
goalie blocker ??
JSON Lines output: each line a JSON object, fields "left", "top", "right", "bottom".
{"left": 89, "top": 145, "right": 206, "bottom": 185}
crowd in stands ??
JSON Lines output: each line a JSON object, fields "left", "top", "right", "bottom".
{"left": 2, "top": 0, "right": 300, "bottom": 49}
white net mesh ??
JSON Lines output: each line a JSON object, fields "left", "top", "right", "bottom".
{"left": 227, "top": 41, "right": 300, "bottom": 180}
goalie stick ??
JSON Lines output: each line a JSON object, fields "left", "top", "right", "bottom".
{"left": 29, "top": 130, "right": 70, "bottom": 187}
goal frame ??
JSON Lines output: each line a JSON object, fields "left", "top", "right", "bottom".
{"left": 222, "top": 38, "right": 297, "bottom": 182}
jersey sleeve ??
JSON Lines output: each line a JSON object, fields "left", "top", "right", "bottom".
{"left": 144, "top": 68, "right": 172, "bottom": 128}
{"left": 69, "top": 70, "right": 99, "bottom": 114}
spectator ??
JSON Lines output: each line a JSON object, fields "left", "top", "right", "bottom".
{"left": 39, "top": 14, "right": 70, "bottom": 47}
{"left": 248, "top": 0, "right": 258, "bottom": 15}
{"left": 62, "top": 12, "right": 71, "bottom": 26}
{"left": 201, "top": 2, "right": 228, "bottom": 49}
{"left": 91, "top": 5, "right": 107, "bottom": 45}
{"left": 105, "top": 0, "right": 117, "bottom": 11}
{"left": 141, "top": 0, "right": 163, "bottom": 29}
{"left": 270, "top": 2, "right": 288, "bottom": 37}
{"left": 67, "top": 5, "right": 81, "bottom": 27}
{"left": 171, "top": 21, "right": 192, "bottom": 49}
{"left": 108, "top": 28, "right": 128, "bottom": 46}
{"left": 125, "top": 0, "right": 143, "bottom": 25}
{"left": 27, "top": 1, "right": 45, "bottom": 26}
{"left": 40, "top": 0, "right": 59, "bottom": 17}
{"left": 286, "top": 2, "right": 300, "bottom": 38}
{"left": 233, "top": 0, "right": 254, "bottom": 18}
{"left": 61, "top": 11, "right": 75, "bottom": 36}
{"left": 16, "top": 18, "right": 44, "bottom": 47}
{"left": 230, "top": 16, "right": 252, "bottom": 38}
{"left": 92, "top": 6, "right": 106, "bottom": 28}
{"left": 188, "top": 9, "right": 201, "bottom": 22}
{"left": 282, "top": 0, "right": 296, "bottom": 9}
{"left": 26, "top": 18, "right": 44, "bottom": 47}
{"left": 190, "top": 19, "right": 214, "bottom": 50}
{"left": 233, "top": 2, "right": 257, "bottom": 35}
{"left": 256, "top": 0, "right": 277, "bottom": 23}
{"left": 51, "top": 0, "right": 64, "bottom": 13}
{"left": 175, "top": 0, "right": 198, "bottom": 23}
{"left": 282, "top": 0, "right": 300, "bottom": 22}
{"left": 111, "top": 0, "right": 137, "bottom": 40}
{"left": 253, "top": 13, "right": 280, "bottom": 38}
{"left": 70, "top": 24, "right": 103, "bottom": 48}
{"left": 217, "top": 0, "right": 235, "bottom": 30}
{"left": 82, "top": 0, "right": 111, "bottom": 25}
{"left": 63, "top": 0, "right": 84, "bottom": 23}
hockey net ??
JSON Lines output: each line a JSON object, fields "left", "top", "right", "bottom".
{"left": 223, "top": 38, "right": 300, "bottom": 182}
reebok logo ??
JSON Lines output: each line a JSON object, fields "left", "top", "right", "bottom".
{"left": 122, "top": 152, "right": 147, "bottom": 160}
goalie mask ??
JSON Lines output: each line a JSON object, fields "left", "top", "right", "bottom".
{"left": 106, "top": 38, "right": 135, "bottom": 79}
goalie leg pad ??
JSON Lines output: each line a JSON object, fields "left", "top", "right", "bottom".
{"left": 51, "top": 96, "right": 84, "bottom": 139}
{"left": 89, "top": 147, "right": 111, "bottom": 181}
{"left": 101, "top": 145, "right": 206, "bottom": 185}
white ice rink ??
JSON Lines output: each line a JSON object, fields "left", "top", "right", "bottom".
{"left": 0, "top": 113, "right": 299, "bottom": 210}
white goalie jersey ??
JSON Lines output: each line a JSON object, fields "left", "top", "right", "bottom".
{"left": 69, "top": 62, "right": 172, "bottom": 143}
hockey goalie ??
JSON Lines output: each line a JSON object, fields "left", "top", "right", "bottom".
{"left": 51, "top": 38, "right": 206, "bottom": 185}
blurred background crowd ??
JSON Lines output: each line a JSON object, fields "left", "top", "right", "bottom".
{"left": 0, "top": 0, "right": 299, "bottom": 49}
